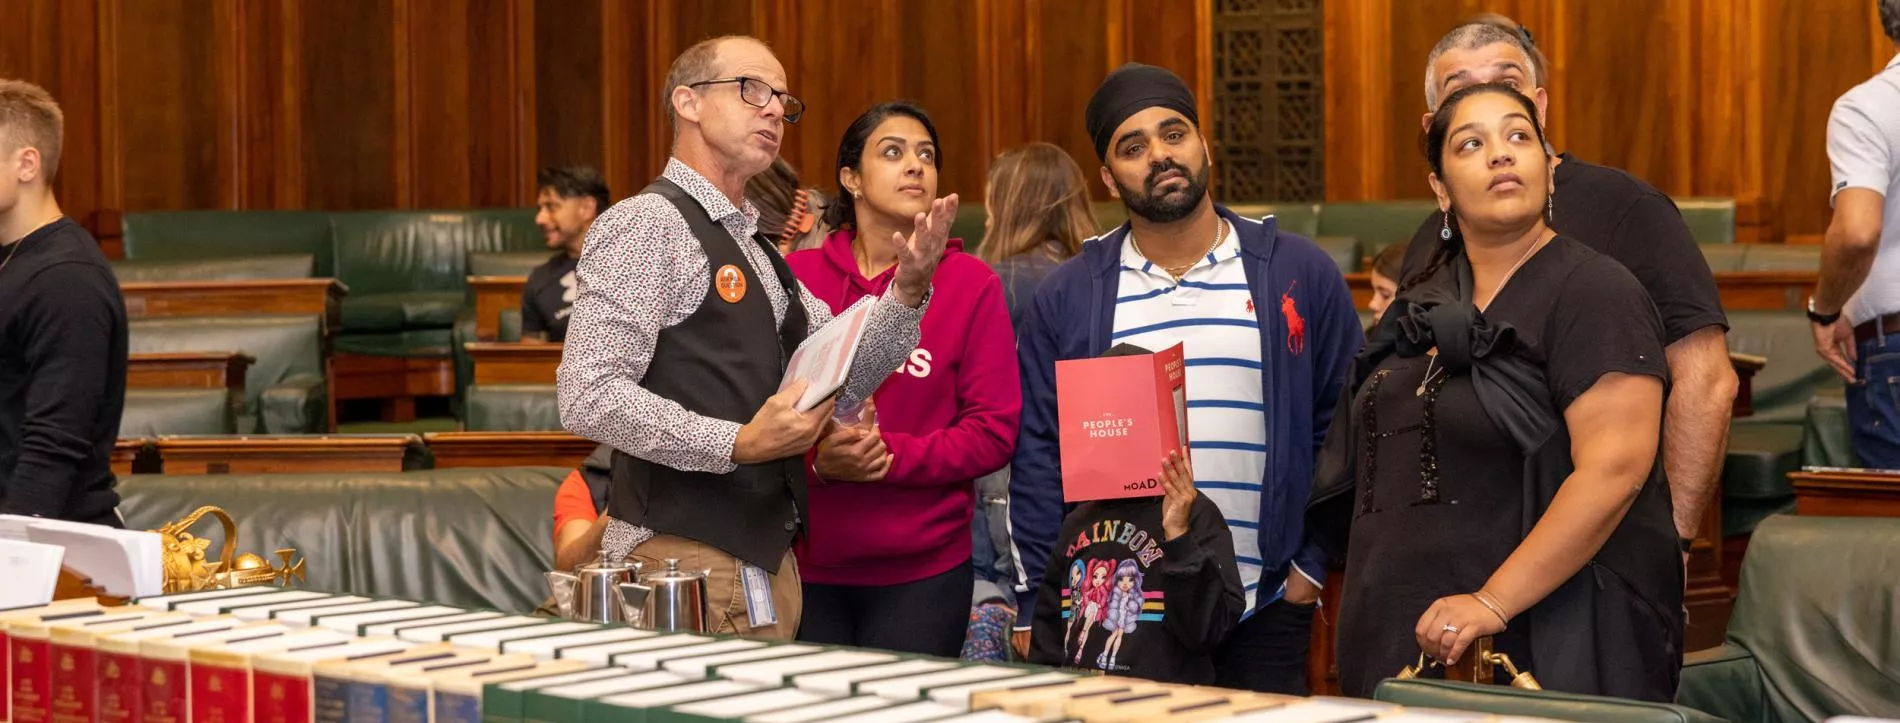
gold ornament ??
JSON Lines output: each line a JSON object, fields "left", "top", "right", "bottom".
{"left": 149, "top": 506, "right": 306, "bottom": 593}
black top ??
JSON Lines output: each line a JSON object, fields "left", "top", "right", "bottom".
{"left": 521, "top": 252, "right": 579, "bottom": 342}
{"left": 1403, "top": 154, "right": 1727, "bottom": 344}
{"left": 0, "top": 217, "right": 127, "bottom": 525}
{"left": 606, "top": 177, "right": 810, "bottom": 572}
{"left": 1324, "top": 236, "right": 1682, "bottom": 700}
{"left": 1028, "top": 495, "right": 1242, "bottom": 685}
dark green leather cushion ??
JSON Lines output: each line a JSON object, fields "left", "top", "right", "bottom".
{"left": 1725, "top": 311, "right": 1836, "bottom": 423}
{"left": 116, "top": 467, "right": 563, "bottom": 612}
{"left": 1373, "top": 679, "right": 1725, "bottom": 723}
{"left": 1228, "top": 202, "right": 1322, "bottom": 238}
{"left": 466, "top": 384, "right": 562, "bottom": 432}
{"left": 1690, "top": 515, "right": 1900, "bottom": 721}
{"left": 1801, "top": 391, "right": 1856, "bottom": 468}
{"left": 119, "top": 388, "right": 237, "bottom": 436}
{"left": 1314, "top": 235, "right": 1362, "bottom": 273}
{"left": 1699, "top": 244, "right": 1748, "bottom": 273}
{"left": 329, "top": 210, "right": 540, "bottom": 298}
{"left": 121, "top": 211, "right": 337, "bottom": 276}
{"left": 110, "top": 254, "right": 316, "bottom": 282}
{"left": 1675, "top": 197, "right": 1736, "bottom": 245}
{"left": 341, "top": 291, "right": 465, "bottom": 332}
{"left": 468, "top": 251, "right": 555, "bottom": 277}
{"left": 1721, "top": 422, "right": 1800, "bottom": 536}
{"left": 1740, "top": 244, "right": 1822, "bottom": 272}
{"left": 950, "top": 203, "right": 989, "bottom": 253}
{"left": 1678, "top": 644, "right": 1766, "bottom": 723}
{"left": 1316, "top": 200, "right": 1438, "bottom": 259}
{"left": 128, "top": 315, "right": 328, "bottom": 434}
{"left": 334, "top": 329, "right": 454, "bottom": 358}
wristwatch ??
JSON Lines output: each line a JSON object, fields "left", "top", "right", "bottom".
{"left": 1807, "top": 296, "right": 1842, "bottom": 326}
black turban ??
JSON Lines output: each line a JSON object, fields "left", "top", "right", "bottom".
{"left": 1085, "top": 62, "right": 1199, "bottom": 160}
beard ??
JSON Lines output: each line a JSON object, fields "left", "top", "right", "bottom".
{"left": 1115, "top": 158, "right": 1211, "bottom": 224}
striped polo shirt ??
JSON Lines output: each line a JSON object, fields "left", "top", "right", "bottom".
{"left": 1111, "top": 222, "right": 1271, "bottom": 606}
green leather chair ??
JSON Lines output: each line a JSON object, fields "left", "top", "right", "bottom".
{"left": 1676, "top": 515, "right": 1900, "bottom": 722}
{"left": 1675, "top": 197, "right": 1737, "bottom": 245}
{"left": 1314, "top": 236, "right": 1363, "bottom": 273}
{"left": 468, "top": 250, "right": 555, "bottom": 278}
{"left": 465, "top": 384, "right": 563, "bottom": 432}
{"left": 121, "top": 211, "right": 337, "bottom": 276}
{"left": 329, "top": 210, "right": 540, "bottom": 357}
{"left": 116, "top": 467, "right": 564, "bottom": 612}
{"left": 1722, "top": 310, "right": 1836, "bottom": 535}
{"left": 1739, "top": 245, "right": 1822, "bottom": 272}
{"left": 109, "top": 254, "right": 316, "bottom": 282}
{"left": 119, "top": 388, "right": 238, "bottom": 436}
{"left": 1316, "top": 200, "right": 1438, "bottom": 260}
{"left": 1801, "top": 391, "right": 1855, "bottom": 469}
{"left": 1228, "top": 202, "right": 1322, "bottom": 238}
{"left": 127, "top": 315, "right": 328, "bottom": 434}
{"left": 1374, "top": 679, "right": 1726, "bottom": 723}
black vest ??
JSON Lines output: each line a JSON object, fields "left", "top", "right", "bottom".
{"left": 607, "top": 177, "right": 810, "bottom": 572}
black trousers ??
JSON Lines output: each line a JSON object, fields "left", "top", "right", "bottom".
{"left": 797, "top": 559, "right": 974, "bottom": 658}
{"left": 1213, "top": 598, "right": 1316, "bottom": 694}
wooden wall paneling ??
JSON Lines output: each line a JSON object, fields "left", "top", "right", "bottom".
{"left": 1544, "top": 0, "right": 1695, "bottom": 196}
{"left": 1760, "top": 0, "right": 1878, "bottom": 240}
{"left": 301, "top": 0, "right": 398, "bottom": 209}
{"left": 469, "top": 0, "right": 530, "bottom": 207}
{"left": 975, "top": 0, "right": 1033, "bottom": 163}
{"left": 111, "top": 0, "right": 225, "bottom": 211}
{"left": 897, "top": 0, "right": 983, "bottom": 200}
{"left": 1323, "top": 0, "right": 1391, "bottom": 202}
{"left": 782, "top": 0, "right": 899, "bottom": 190}
{"left": 513, "top": 0, "right": 537, "bottom": 204}
{"left": 533, "top": 0, "right": 605, "bottom": 175}
{"left": 1036, "top": 0, "right": 1113, "bottom": 199}
{"left": 601, "top": 0, "right": 647, "bottom": 200}
{"left": 0, "top": 0, "right": 112, "bottom": 238}
{"left": 640, "top": 1, "right": 678, "bottom": 190}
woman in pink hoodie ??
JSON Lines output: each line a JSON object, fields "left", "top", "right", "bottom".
{"left": 786, "top": 101, "right": 1022, "bottom": 657}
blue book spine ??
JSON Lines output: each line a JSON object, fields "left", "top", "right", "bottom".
{"left": 313, "top": 674, "right": 350, "bottom": 723}
{"left": 433, "top": 690, "right": 481, "bottom": 723}
{"left": 386, "top": 684, "right": 428, "bottom": 723}
{"left": 345, "top": 680, "right": 388, "bottom": 723}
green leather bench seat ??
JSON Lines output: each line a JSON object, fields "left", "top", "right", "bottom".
{"left": 128, "top": 315, "right": 327, "bottom": 434}
{"left": 466, "top": 384, "right": 563, "bottom": 432}
{"left": 1374, "top": 679, "right": 1724, "bottom": 723}
{"left": 121, "top": 211, "right": 337, "bottom": 276}
{"left": 116, "top": 467, "right": 564, "bottom": 612}
{"left": 1699, "top": 245, "right": 1748, "bottom": 273}
{"left": 1725, "top": 311, "right": 1834, "bottom": 424}
{"left": 1314, "top": 236, "right": 1363, "bottom": 273}
{"left": 1802, "top": 391, "right": 1855, "bottom": 468}
{"left": 331, "top": 211, "right": 541, "bottom": 355}
{"left": 119, "top": 388, "right": 237, "bottom": 436}
{"left": 1722, "top": 422, "right": 1800, "bottom": 536}
{"left": 334, "top": 329, "right": 454, "bottom": 358}
{"left": 1677, "top": 515, "right": 1900, "bottom": 722}
{"left": 109, "top": 254, "right": 316, "bottom": 282}
{"left": 1228, "top": 202, "right": 1322, "bottom": 238}
{"left": 1316, "top": 199, "right": 1438, "bottom": 260}
{"left": 1676, "top": 197, "right": 1736, "bottom": 245}
{"left": 468, "top": 251, "right": 555, "bottom": 277}
{"left": 1737, "top": 244, "right": 1821, "bottom": 272}
{"left": 339, "top": 291, "right": 464, "bottom": 333}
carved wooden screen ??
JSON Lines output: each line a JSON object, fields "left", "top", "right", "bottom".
{"left": 1212, "top": 0, "right": 1324, "bottom": 201}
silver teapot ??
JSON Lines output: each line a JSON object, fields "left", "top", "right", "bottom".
{"left": 544, "top": 552, "right": 710, "bottom": 632}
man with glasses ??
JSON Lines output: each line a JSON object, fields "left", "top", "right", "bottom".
{"left": 557, "top": 35, "right": 958, "bottom": 640}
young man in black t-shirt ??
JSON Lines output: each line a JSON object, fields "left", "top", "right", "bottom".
{"left": 524, "top": 166, "right": 610, "bottom": 343}
{"left": 1401, "top": 17, "right": 1737, "bottom": 559}
{"left": 0, "top": 80, "right": 127, "bottom": 526}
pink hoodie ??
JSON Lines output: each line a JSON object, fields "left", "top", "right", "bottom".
{"left": 786, "top": 229, "right": 1022, "bottom": 586}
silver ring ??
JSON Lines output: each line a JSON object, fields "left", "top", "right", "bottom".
{"left": 1442, "top": 624, "right": 1459, "bottom": 634}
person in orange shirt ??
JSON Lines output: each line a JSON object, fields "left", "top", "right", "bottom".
{"left": 552, "top": 445, "right": 613, "bottom": 571}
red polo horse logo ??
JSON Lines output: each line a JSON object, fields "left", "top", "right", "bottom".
{"left": 1282, "top": 281, "right": 1305, "bottom": 355}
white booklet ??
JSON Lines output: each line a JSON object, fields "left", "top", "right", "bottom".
{"left": 779, "top": 299, "right": 876, "bottom": 412}
{"left": 23, "top": 520, "right": 164, "bottom": 597}
{"left": 0, "top": 540, "right": 63, "bottom": 607}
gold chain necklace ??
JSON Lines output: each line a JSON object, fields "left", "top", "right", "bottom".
{"left": 1131, "top": 218, "right": 1227, "bottom": 280}
{"left": 1415, "top": 235, "right": 1548, "bottom": 396}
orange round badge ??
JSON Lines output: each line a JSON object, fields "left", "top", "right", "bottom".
{"left": 715, "top": 264, "right": 747, "bottom": 303}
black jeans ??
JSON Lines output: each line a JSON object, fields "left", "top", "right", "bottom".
{"left": 797, "top": 559, "right": 974, "bottom": 658}
{"left": 1213, "top": 598, "right": 1316, "bottom": 694}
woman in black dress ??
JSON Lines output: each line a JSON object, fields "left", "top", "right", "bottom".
{"left": 1307, "top": 82, "right": 1683, "bottom": 701}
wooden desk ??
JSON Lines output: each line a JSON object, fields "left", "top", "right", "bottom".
{"left": 423, "top": 432, "right": 595, "bottom": 469}
{"left": 126, "top": 352, "right": 254, "bottom": 392}
{"left": 112, "top": 439, "right": 149, "bottom": 477}
{"left": 465, "top": 342, "right": 561, "bottom": 385}
{"left": 1345, "top": 271, "right": 1817, "bottom": 312}
{"left": 469, "top": 275, "right": 526, "bottom": 342}
{"left": 1731, "top": 352, "right": 1766, "bottom": 418}
{"left": 1792, "top": 468, "right": 1900, "bottom": 517}
{"left": 120, "top": 279, "right": 347, "bottom": 336}
{"left": 154, "top": 435, "right": 421, "bottom": 474}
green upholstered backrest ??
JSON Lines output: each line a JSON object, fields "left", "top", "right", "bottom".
{"left": 1724, "top": 310, "right": 1837, "bottom": 423}
{"left": 119, "top": 388, "right": 237, "bottom": 436}
{"left": 1699, "top": 244, "right": 1749, "bottom": 273}
{"left": 1802, "top": 391, "right": 1856, "bottom": 469}
{"left": 1724, "top": 515, "right": 1900, "bottom": 722}
{"left": 127, "top": 315, "right": 327, "bottom": 433}
{"left": 329, "top": 210, "right": 541, "bottom": 296}
{"left": 466, "top": 384, "right": 563, "bottom": 432}
{"left": 1313, "top": 236, "right": 1363, "bottom": 273}
{"left": 1675, "top": 197, "right": 1736, "bottom": 245}
{"left": 1228, "top": 202, "right": 1322, "bottom": 238}
{"left": 109, "top": 254, "right": 316, "bottom": 282}
{"left": 1376, "top": 679, "right": 1724, "bottom": 723}
{"left": 468, "top": 251, "right": 554, "bottom": 277}
{"left": 1741, "top": 244, "right": 1823, "bottom": 272}
{"left": 1316, "top": 200, "right": 1437, "bottom": 258}
{"left": 116, "top": 467, "right": 564, "bottom": 612}
{"left": 950, "top": 202, "right": 990, "bottom": 254}
{"left": 1373, "top": 679, "right": 1725, "bottom": 723}
{"left": 121, "top": 211, "right": 338, "bottom": 277}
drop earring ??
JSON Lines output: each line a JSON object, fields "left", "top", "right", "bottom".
{"left": 1441, "top": 214, "right": 1453, "bottom": 241}
{"left": 1546, "top": 194, "right": 1554, "bottom": 222}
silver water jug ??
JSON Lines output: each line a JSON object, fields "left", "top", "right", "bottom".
{"left": 543, "top": 549, "right": 652, "bottom": 624}
{"left": 639, "top": 558, "right": 711, "bottom": 633}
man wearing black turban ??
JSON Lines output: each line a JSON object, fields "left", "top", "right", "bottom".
{"left": 1006, "top": 62, "right": 1364, "bottom": 694}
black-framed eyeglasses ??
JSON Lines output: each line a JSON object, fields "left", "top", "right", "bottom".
{"left": 689, "top": 76, "right": 804, "bottom": 124}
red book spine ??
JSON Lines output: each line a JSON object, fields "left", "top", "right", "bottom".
{"left": 3, "top": 630, "right": 13, "bottom": 723}
{"left": 11, "top": 640, "right": 52, "bottom": 723}
{"left": 250, "top": 671, "right": 308, "bottom": 723}
{"left": 94, "top": 653, "right": 138, "bottom": 723}
{"left": 47, "top": 645, "right": 94, "bottom": 723}
{"left": 138, "top": 661, "right": 183, "bottom": 723}
{"left": 189, "top": 665, "right": 249, "bottom": 723}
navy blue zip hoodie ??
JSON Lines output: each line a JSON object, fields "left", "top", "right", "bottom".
{"left": 1008, "top": 206, "right": 1362, "bottom": 625}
